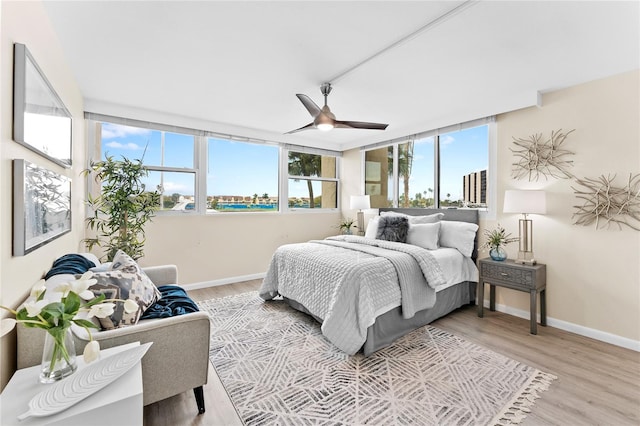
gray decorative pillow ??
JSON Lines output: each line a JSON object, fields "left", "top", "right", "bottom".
{"left": 89, "top": 250, "right": 161, "bottom": 330}
{"left": 376, "top": 215, "right": 409, "bottom": 243}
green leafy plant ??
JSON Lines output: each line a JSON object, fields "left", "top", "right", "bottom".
{"left": 82, "top": 155, "right": 161, "bottom": 261}
{"left": 338, "top": 217, "right": 355, "bottom": 234}
{"left": 481, "top": 224, "right": 519, "bottom": 251}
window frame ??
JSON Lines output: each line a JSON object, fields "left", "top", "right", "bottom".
{"left": 282, "top": 147, "right": 341, "bottom": 212}
{"left": 361, "top": 118, "right": 496, "bottom": 219}
{"left": 86, "top": 114, "right": 342, "bottom": 216}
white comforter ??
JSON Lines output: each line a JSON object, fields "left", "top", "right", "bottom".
{"left": 259, "top": 235, "right": 478, "bottom": 354}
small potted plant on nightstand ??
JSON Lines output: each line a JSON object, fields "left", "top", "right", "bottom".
{"left": 338, "top": 217, "right": 355, "bottom": 235}
{"left": 481, "top": 224, "right": 519, "bottom": 261}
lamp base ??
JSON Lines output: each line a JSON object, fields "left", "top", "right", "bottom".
{"left": 356, "top": 211, "right": 365, "bottom": 236}
{"left": 515, "top": 250, "right": 537, "bottom": 265}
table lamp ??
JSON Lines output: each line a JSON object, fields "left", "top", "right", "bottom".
{"left": 350, "top": 195, "right": 370, "bottom": 236}
{"left": 503, "top": 190, "right": 546, "bottom": 265}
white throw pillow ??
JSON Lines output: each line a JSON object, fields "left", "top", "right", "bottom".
{"left": 439, "top": 221, "right": 479, "bottom": 257}
{"left": 380, "top": 211, "right": 444, "bottom": 224}
{"left": 407, "top": 222, "right": 441, "bottom": 250}
{"left": 364, "top": 216, "right": 380, "bottom": 239}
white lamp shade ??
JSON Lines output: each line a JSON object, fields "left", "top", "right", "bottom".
{"left": 350, "top": 195, "right": 371, "bottom": 210}
{"left": 503, "top": 190, "right": 547, "bottom": 214}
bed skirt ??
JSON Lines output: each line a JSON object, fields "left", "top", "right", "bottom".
{"left": 284, "top": 281, "right": 476, "bottom": 356}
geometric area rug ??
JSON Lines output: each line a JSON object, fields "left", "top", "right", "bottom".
{"left": 198, "top": 292, "right": 556, "bottom": 426}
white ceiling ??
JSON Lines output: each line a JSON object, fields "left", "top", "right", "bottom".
{"left": 42, "top": 1, "right": 639, "bottom": 152}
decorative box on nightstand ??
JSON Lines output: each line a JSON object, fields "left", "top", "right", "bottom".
{"left": 477, "top": 258, "right": 547, "bottom": 334}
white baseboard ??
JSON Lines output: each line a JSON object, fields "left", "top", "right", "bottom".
{"left": 483, "top": 300, "right": 640, "bottom": 352}
{"left": 182, "top": 272, "right": 266, "bottom": 291}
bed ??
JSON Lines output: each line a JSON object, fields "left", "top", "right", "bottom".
{"left": 259, "top": 208, "right": 479, "bottom": 356}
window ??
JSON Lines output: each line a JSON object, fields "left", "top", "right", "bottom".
{"left": 208, "top": 138, "right": 278, "bottom": 212}
{"left": 364, "top": 146, "right": 394, "bottom": 208}
{"left": 91, "top": 115, "right": 341, "bottom": 215}
{"left": 440, "top": 126, "right": 488, "bottom": 208}
{"left": 364, "top": 119, "right": 492, "bottom": 210}
{"left": 287, "top": 151, "right": 338, "bottom": 209}
{"left": 99, "top": 122, "right": 196, "bottom": 211}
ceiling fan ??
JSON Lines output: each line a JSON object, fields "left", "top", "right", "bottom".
{"left": 286, "top": 83, "right": 388, "bottom": 134}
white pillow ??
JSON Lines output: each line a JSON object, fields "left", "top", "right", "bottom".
{"left": 407, "top": 222, "right": 441, "bottom": 250}
{"left": 364, "top": 216, "right": 380, "bottom": 239}
{"left": 439, "top": 221, "right": 479, "bottom": 257}
{"left": 380, "top": 211, "right": 444, "bottom": 224}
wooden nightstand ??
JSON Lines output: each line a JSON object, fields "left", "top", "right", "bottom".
{"left": 477, "top": 258, "right": 547, "bottom": 334}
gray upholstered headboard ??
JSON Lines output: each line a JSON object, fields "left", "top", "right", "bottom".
{"left": 378, "top": 208, "right": 480, "bottom": 261}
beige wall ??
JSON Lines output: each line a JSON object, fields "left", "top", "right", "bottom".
{"left": 0, "top": 1, "right": 86, "bottom": 389}
{"left": 140, "top": 212, "right": 340, "bottom": 285}
{"left": 489, "top": 70, "right": 640, "bottom": 343}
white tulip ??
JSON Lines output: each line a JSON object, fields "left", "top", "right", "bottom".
{"left": 30, "top": 280, "right": 47, "bottom": 298}
{"left": 83, "top": 340, "right": 100, "bottom": 363}
{"left": 70, "top": 272, "right": 98, "bottom": 300}
{"left": 88, "top": 302, "right": 115, "bottom": 319}
{"left": 55, "top": 272, "right": 97, "bottom": 300}
{"left": 23, "top": 300, "right": 48, "bottom": 317}
{"left": 123, "top": 299, "right": 139, "bottom": 314}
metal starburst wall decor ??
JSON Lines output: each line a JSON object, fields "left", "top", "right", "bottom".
{"left": 572, "top": 173, "right": 640, "bottom": 231}
{"left": 511, "top": 129, "right": 575, "bottom": 181}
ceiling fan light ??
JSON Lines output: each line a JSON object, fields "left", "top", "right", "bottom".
{"left": 315, "top": 113, "right": 334, "bottom": 131}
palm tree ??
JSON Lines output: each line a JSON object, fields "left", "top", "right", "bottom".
{"left": 388, "top": 141, "right": 414, "bottom": 207}
{"left": 288, "top": 152, "right": 321, "bottom": 208}
{"left": 252, "top": 193, "right": 258, "bottom": 204}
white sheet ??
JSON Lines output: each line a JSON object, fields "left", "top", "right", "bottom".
{"left": 370, "top": 246, "right": 478, "bottom": 317}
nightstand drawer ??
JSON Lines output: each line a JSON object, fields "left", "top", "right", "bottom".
{"left": 481, "top": 262, "right": 534, "bottom": 289}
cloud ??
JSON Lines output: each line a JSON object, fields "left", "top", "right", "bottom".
{"left": 101, "top": 123, "right": 151, "bottom": 139}
{"left": 104, "top": 141, "right": 142, "bottom": 150}
{"left": 159, "top": 181, "right": 191, "bottom": 194}
{"left": 414, "top": 137, "right": 434, "bottom": 145}
{"left": 440, "top": 135, "right": 455, "bottom": 145}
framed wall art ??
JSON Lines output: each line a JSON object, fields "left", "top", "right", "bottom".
{"left": 13, "top": 159, "right": 71, "bottom": 256}
{"left": 13, "top": 43, "right": 72, "bottom": 168}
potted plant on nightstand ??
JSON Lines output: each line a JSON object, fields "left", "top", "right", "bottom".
{"left": 338, "top": 217, "right": 355, "bottom": 235}
{"left": 481, "top": 224, "right": 519, "bottom": 261}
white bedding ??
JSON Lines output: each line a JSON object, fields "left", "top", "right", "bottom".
{"left": 371, "top": 247, "right": 478, "bottom": 317}
{"left": 259, "top": 235, "right": 478, "bottom": 354}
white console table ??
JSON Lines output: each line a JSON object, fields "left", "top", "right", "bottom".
{"left": 0, "top": 342, "right": 143, "bottom": 426}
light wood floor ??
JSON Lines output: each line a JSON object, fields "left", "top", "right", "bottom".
{"left": 144, "top": 280, "right": 640, "bottom": 425}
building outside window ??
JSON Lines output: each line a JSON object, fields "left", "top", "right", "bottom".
{"left": 364, "top": 120, "right": 491, "bottom": 210}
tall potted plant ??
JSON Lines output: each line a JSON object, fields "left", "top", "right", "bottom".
{"left": 83, "top": 155, "right": 161, "bottom": 261}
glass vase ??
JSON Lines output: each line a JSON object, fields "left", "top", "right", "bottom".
{"left": 40, "top": 327, "right": 77, "bottom": 383}
{"left": 489, "top": 246, "right": 507, "bottom": 261}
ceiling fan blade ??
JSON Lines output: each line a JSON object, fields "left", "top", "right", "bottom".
{"left": 296, "top": 94, "right": 321, "bottom": 117}
{"left": 334, "top": 120, "right": 389, "bottom": 130}
{"left": 285, "top": 122, "right": 316, "bottom": 134}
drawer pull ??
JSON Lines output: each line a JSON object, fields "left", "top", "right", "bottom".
{"left": 500, "top": 273, "right": 509, "bottom": 276}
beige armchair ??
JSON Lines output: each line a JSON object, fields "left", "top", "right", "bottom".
{"left": 16, "top": 265, "right": 211, "bottom": 414}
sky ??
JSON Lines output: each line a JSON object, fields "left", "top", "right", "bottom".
{"left": 101, "top": 123, "right": 487, "bottom": 201}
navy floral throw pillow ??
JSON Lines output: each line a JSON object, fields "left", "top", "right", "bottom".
{"left": 376, "top": 215, "right": 409, "bottom": 243}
